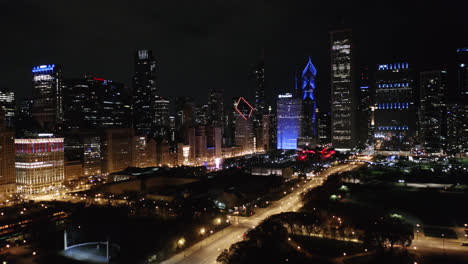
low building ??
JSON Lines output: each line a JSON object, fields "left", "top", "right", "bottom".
{"left": 15, "top": 138, "right": 65, "bottom": 194}
{"left": 251, "top": 164, "right": 293, "bottom": 178}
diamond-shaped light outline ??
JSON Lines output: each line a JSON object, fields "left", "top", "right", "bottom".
{"left": 235, "top": 97, "right": 254, "bottom": 120}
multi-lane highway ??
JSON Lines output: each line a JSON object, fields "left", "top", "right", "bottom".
{"left": 161, "top": 163, "right": 362, "bottom": 264}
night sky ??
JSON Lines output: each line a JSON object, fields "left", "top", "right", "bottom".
{"left": 1, "top": 1, "right": 468, "bottom": 111}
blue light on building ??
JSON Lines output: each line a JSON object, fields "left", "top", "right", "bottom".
{"left": 277, "top": 94, "right": 302, "bottom": 150}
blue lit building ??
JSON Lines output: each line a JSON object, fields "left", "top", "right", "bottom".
{"left": 32, "top": 64, "right": 63, "bottom": 130}
{"left": 374, "top": 62, "right": 416, "bottom": 152}
{"left": 297, "top": 57, "right": 318, "bottom": 148}
{"left": 277, "top": 93, "right": 302, "bottom": 150}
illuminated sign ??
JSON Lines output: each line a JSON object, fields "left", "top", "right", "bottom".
{"left": 235, "top": 97, "right": 254, "bottom": 120}
{"left": 32, "top": 64, "right": 55, "bottom": 73}
{"left": 278, "top": 93, "right": 292, "bottom": 99}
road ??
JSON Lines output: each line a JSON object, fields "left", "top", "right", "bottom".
{"left": 161, "top": 163, "right": 362, "bottom": 264}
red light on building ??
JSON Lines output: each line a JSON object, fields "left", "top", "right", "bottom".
{"left": 92, "top": 77, "right": 105, "bottom": 81}
{"left": 235, "top": 97, "right": 254, "bottom": 120}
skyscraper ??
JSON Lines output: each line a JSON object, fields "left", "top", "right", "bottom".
{"left": 330, "top": 29, "right": 356, "bottom": 151}
{"left": 0, "top": 88, "right": 15, "bottom": 128}
{"left": 254, "top": 59, "right": 266, "bottom": 124}
{"left": 374, "top": 62, "right": 415, "bottom": 152}
{"left": 208, "top": 89, "right": 224, "bottom": 127}
{"left": 277, "top": 93, "right": 302, "bottom": 150}
{"left": 133, "top": 49, "right": 157, "bottom": 135}
{"left": 297, "top": 57, "right": 318, "bottom": 148}
{"left": 456, "top": 48, "right": 468, "bottom": 97}
{"left": 419, "top": 70, "right": 447, "bottom": 154}
{"left": 32, "top": 64, "right": 63, "bottom": 130}
{"left": 154, "top": 97, "right": 170, "bottom": 140}
{"left": 357, "top": 66, "right": 372, "bottom": 147}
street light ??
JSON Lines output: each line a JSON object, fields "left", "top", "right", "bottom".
{"left": 200, "top": 228, "right": 205, "bottom": 235}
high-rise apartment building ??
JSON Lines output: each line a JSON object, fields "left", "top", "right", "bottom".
{"left": 15, "top": 137, "right": 65, "bottom": 194}
{"left": 318, "top": 112, "right": 331, "bottom": 146}
{"left": 133, "top": 49, "right": 157, "bottom": 135}
{"left": 446, "top": 104, "right": 468, "bottom": 154}
{"left": 277, "top": 93, "right": 302, "bottom": 150}
{"left": 330, "top": 29, "right": 356, "bottom": 151}
{"left": 32, "top": 64, "right": 63, "bottom": 130}
{"left": 374, "top": 62, "right": 415, "bottom": 152}
{"left": 419, "top": 70, "right": 447, "bottom": 154}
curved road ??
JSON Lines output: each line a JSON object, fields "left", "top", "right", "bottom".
{"left": 161, "top": 163, "right": 362, "bottom": 264}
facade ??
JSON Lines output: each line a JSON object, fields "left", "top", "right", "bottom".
{"left": 318, "top": 112, "right": 331, "bottom": 146}
{"left": 0, "top": 88, "right": 15, "bottom": 128}
{"left": 357, "top": 66, "right": 372, "bottom": 147}
{"left": 100, "top": 128, "right": 134, "bottom": 175}
{"left": 206, "top": 126, "right": 222, "bottom": 158}
{"left": 298, "top": 58, "right": 318, "bottom": 148}
{"left": 208, "top": 90, "right": 224, "bottom": 127}
{"left": 32, "top": 64, "right": 63, "bottom": 130}
{"left": 133, "top": 136, "right": 157, "bottom": 168}
{"left": 446, "top": 104, "right": 468, "bottom": 154}
{"left": 374, "top": 62, "right": 416, "bottom": 152}
{"left": 330, "top": 30, "right": 356, "bottom": 150}
{"left": 457, "top": 48, "right": 468, "bottom": 97}
{"left": 63, "top": 75, "right": 129, "bottom": 129}
{"left": 154, "top": 97, "right": 170, "bottom": 140}
{"left": 419, "top": 70, "right": 447, "bottom": 154}
{"left": 0, "top": 127, "right": 15, "bottom": 194}
{"left": 277, "top": 93, "right": 302, "bottom": 150}
{"left": 133, "top": 49, "right": 158, "bottom": 136}
{"left": 254, "top": 59, "right": 266, "bottom": 128}
{"left": 15, "top": 138, "right": 65, "bottom": 194}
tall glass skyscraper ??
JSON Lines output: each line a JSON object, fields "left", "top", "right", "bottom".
{"left": 299, "top": 57, "right": 317, "bottom": 140}
{"left": 133, "top": 49, "right": 157, "bottom": 136}
{"left": 374, "top": 62, "right": 415, "bottom": 152}
{"left": 32, "top": 64, "right": 62, "bottom": 130}
{"left": 277, "top": 93, "right": 302, "bottom": 150}
{"left": 419, "top": 70, "right": 447, "bottom": 154}
{"left": 330, "top": 29, "right": 356, "bottom": 151}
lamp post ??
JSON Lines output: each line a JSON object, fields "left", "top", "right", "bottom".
{"left": 442, "top": 233, "right": 445, "bottom": 254}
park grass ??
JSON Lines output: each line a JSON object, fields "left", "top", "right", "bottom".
{"left": 291, "top": 234, "right": 365, "bottom": 257}
{"left": 423, "top": 227, "right": 458, "bottom": 239}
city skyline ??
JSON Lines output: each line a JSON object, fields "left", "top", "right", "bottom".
{"left": 1, "top": 1, "right": 468, "bottom": 108}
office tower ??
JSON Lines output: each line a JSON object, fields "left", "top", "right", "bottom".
{"left": 268, "top": 105, "right": 277, "bottom": 150}
{"left": 63, "top": 129, "right": 102, "bottom": 178}
{"left": 133, "top": 49, "right": 157, "bottom": 135}
{"left": 419, "top": 70, "right": 448, "bottom": 154}
{"left": 64, "top": 75, "right": 130, "bottom": 129}
{"left": 100, "top": 128, "right": 135, "bottom": 175}
{"left": 206, "top": 126, "right": 222, "bottom": 157}
{"left": 330, "top": 29, "right": 356, "bottom": 151}
{"left": 174, "top": 97, "right": 195, "bottom": 134}
{"left": 254, "top": 59, "right": 266, "bottom": 127}
{"left": 374, "top": 62, "right": 415, "bottom": 152}
{"left": 318, "top": 112, "right": 331, "bottom": 145}
{"left": 194, "top": 126, "right": 207, "bottom": 161}
{"left": 195, "top": 104, "right": 209, "bottom": 126}
{"left": 234, "top": 97, "right": 254, "bottom": 151}
{"left": 63, "top": 76, "right": 99, "bottom": 129}
{"left": 133, "top": 136, "right": 157, "bottom": 168}
{"left": 0, "top": 123, "right": 15, "bottom": 194}
{"left": 208, "top": 90, "right": 224, "bottom": 126}
{"left": 98, "top": 79, "right": 129, "bottom": 128}
{"left": 261, "top": 114, "right": 270, "bottom": 152}
{"left": 456, "top": 48, "right": 468, "bottom": 97}
{"left": 297, "top": 57, "right": 318, "bottom": 148}
{"left": 0, "top": 88, "right": 15, "bottom": 128}
{"left": 357, "top": 66, "right": 372, "bottom": 147}
{"left": 154, "top": 96, "right": 170, "bottom": 140}
{"left": 15, "top": 137, "right": 65, "bottom": 194}
{"left": 83, "top": 135, "right": 102, "bottom": 177}
{"left": 446, "top": 104, "right": 468, "bottom": 154}
{"left": 16, "top": 98, "right": 36, "bottom": 137}
{"left": 277, "top": 93, "right": 302, "bottom": 150}
{"left": 32, "top": 64, "right": 63, "bottom": 130}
